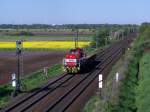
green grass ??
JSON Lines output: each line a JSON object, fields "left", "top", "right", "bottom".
{"left": 22, "top": 64, "right": 62, "bottom": 90}
{"left": 0, "top": 85, "right": 13, "bottom": 108}
{"left": 136, "top": 52, "right": 150, "bottom": 112}
{"left": 116, "top": 56, "right": 138, "bottom": 112}
{"left": 0, "top": 95, "right": 11, "bottom": 109}
{"left": 0, "top": 64, "right": 62, "bottom": 108}
{"left": 84, "top": 95, "right": 101, "bottom": 112}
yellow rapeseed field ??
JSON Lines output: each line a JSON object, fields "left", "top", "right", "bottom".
{"left": 0, "top": 41, "right": 90, "bottom": 49}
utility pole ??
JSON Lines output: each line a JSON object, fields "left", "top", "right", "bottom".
{"left": 95, "top": 29, "right": 99, "bottom": 49}
{"left": 96, "top": 36, "right": 98, "bottom": 49}
{"left": 15, "top": 40, "right": 23, "bottom": 95}
{"left": 75, "top": 29, "right": 79, "bottom": 48}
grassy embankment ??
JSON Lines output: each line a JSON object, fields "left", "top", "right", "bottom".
{"left": 114, "top": 37, "right": 149, "bottom": 112}
{"left": 0, "top": 64, "right": 62, "bottom": 108}
{"left": 136, "top": 52, "right": 150, "bottom": 112}
{"left": 116, "top": 26, "right": 150, "bottom": 112}
{"left": 84, "top": 46, "right": 133, "bottom": 112}
{"left": 84, "top": 29, "right": 150, "bottom": 111}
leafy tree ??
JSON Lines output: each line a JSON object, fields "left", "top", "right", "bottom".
{"left": 93, "top": 28, "right": 109, "bottom": 48}
{"left": 139, "top": 23, "right": 150, "bottom": 40}
{"left": 139, "top": 22, "right": 150, "bottom": 33}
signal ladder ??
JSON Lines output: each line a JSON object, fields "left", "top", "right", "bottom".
{"left": 20, "top": 54, "right": 24, "bottom": 76}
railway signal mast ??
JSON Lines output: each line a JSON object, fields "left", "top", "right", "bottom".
{"left": 15, "top": 40, "right": 23, "bottom": 95}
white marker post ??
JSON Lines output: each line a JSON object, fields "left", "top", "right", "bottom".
{"left": 99, "top": 74, "right": 103, "bottom": 88}
{"left": 98, "top": 74, "right": 103, "bottom": 98}
{"left": 12, "top": 73, "right": 16, "bottom": 87}
{"left": 116, "top": 72, "right": 119, "bottom": 82}
{"left": 44, "top": 67, "right": 48, "bottom": 78}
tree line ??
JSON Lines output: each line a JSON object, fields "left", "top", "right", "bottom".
{"left": 0, "top": 24, "right": 138, "bottom": 30}
{"left": 91, "top": 25, "right": 138, "bottom": 48}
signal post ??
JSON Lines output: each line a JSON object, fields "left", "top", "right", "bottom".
{"left": 13, "top": 40, "right": 23, "bottom": 96}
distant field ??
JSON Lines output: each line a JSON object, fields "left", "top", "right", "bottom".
{"left": 0, "top": 35, "right": 93, "bottom": 41}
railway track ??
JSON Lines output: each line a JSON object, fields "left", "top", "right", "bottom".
{"left": 44, "top": 46, "right": 123, "bottom": 112}
{"left": 1, "top": 49, "right": 108, "bottom": 112}
{"left": 1, "top": 34, "right": 136, "bottom": 112}
{"left": 35, "top": 42, "right": 125, "bottom": 112}
{"left": 1, "top": 74, "right": 72, "bottom": 112}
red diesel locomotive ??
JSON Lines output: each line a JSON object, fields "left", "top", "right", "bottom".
{"left": 63, "top": 48, "right": 86, "bottom": 73}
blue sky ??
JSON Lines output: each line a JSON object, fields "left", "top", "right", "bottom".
{"left": 0, "top": 0, "right": 149, "bottom": 24}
